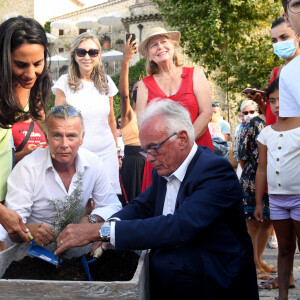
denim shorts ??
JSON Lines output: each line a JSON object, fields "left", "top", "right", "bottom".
{"left": 269, "top": 194, "right": 300, "bottom": 221}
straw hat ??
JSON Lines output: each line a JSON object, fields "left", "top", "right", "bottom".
{"left": 138, "top": 27, "right": 181, "bottom": 57}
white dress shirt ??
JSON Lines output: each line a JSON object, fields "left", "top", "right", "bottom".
{"left": 110, "top": 143, "right": 198, "bottom": 246}
{"left": 0, "top": 147, "right": 122, "bottom": 241}
{"left": 162, "top": 143, "right": 198, "bottom": 215}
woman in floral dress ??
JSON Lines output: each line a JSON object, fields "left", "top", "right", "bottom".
{"left": 239, "top": 100, "right": 275, "bottom": 280}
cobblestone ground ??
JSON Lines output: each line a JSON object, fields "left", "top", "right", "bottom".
{"left": 259, "top": 248, "right": 300, "bottom": 299}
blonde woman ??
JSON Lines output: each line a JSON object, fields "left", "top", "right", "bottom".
{"left": 136, "top": 27, "right": 213, "bottom": 190}
{"left": 53, "top": 32, "right": 121, "bottom": 194}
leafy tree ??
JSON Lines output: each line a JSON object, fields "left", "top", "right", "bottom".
{"left": 154, "top": 0, "right": 282, "bottom": 96}
{"left": 111, "top": 58, "right": 147, "bottom": 117}
{"left": 44, "top": 21, "right": 51, "bottom": 33}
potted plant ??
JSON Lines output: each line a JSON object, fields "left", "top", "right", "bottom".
{"left": 101, "top": 35, "right": 111, "bottom": 49}
{"left": 115, "top": 38, "right": 124, "bottom": 49}
{"left": 64, "top": 43, "right": 71, "bottom": 52}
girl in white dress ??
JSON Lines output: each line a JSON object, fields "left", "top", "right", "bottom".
{"left": 53, "top": 32, "right": 121, "bottom": 194}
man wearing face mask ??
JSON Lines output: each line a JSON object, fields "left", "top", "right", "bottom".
{"left": 118, "top": 36, "right": 145, "bottom": 205}
{"left": 279, "top": 0, "right": 300, "bottom": 117}
{"left": 248, "top": 17, "right": 300, "bottom": 126}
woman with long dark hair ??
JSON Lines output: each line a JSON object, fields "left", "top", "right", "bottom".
{"left": 0, "top": 16, "right": 51, "bottom": 241}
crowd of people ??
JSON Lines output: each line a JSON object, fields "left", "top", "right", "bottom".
{"left": 0, "top": 1, "right": 299, "bottom": 298}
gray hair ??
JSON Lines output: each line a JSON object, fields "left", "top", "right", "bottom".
{"left": 44, "top": 104, "right": 85, "bottom": 137}
{"left": 240, "top": 100, "right": 258, "bottom": 112}
{"left": 138, "top": 98, "right": 195, "bottom": 142}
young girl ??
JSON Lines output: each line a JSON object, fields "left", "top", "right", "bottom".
{"left": 254, "top": 77, "right": 300, "bottom": 299}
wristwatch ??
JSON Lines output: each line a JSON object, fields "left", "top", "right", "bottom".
{"left": 99, "top": 221, "right": 111, "bottom": 242}
{"left": 88, "top": 214, "right": 99, "bottom": 224}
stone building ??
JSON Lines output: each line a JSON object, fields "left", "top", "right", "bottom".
{"left": 47, "top": 0, "right": 166, "bottom": 77}
{"left": 0, "top": 0, "right": 34, "bottom": 21}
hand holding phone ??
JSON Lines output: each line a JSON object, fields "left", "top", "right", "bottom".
{"left": 241, "top": 88, "right": 266, "bottom": 96}
{"left": 35, "top": 142, "right": 46, "bottom": 149}
{"left": 124, "top": 33, "right": 137, "bottom": 57}
{"left": 126, "top": 33, "right": 136, "bottom": 46}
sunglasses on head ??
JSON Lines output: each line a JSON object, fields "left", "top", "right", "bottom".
{"left": 212, "top": 101, "right": 220, "bottom": 107}
{"left": 242, "top": 110, "right": 255, "bottom": 115}
{"left": 75, "top": 48, "right": 99, "bottom": 58}
{"left": 50, "top": 105, "right": 80, "bottom": 116}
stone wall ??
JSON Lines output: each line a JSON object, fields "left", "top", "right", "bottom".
{"left": 0, "top": 0, "right": 34, "bottom": 22}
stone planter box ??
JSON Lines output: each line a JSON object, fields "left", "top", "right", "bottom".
{"left": 0, "top": 243, "right": 149, "bottom": 299}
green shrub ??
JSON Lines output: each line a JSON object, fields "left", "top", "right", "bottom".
{"left": 111, "top": 58, "right": 147, "bottom": 118}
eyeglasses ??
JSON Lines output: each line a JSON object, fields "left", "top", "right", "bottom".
{"left": 242, "top": 110, "right": 256, "bottom": 115}
{"left": 287, "top": 0, "right": 300, "bottom": 14}
{"left": 141, "top": 132, "right": 178, "bottom": 156}
{"left": 75, "top": 48, "right": 99, "bottom": 58}
{"left": 212, "top": 101, "right": 220, "bottom": 107}
{"left": 50, "top": 105, "right": 81, "bottom": 116}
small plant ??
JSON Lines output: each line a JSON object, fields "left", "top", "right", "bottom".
{"left": 44, "top": 21, "right": 51, "bottom": 33}
{"left": 64, "top": 43, "right": 71, "bottom": 51}
{"left": 49, "top": 172, "right": 87, "bottom": 251}
{"left": 115, "top": 39, "right": 124, "bottom": 45}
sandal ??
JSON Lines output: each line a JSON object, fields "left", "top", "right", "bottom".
{"left": 256, "top": 268, "right": 272, "bottom": 281}
{"left": 258, "top": 277, "right": 295, "bottom": 289}
{"left": 261, "top": 261, "right": 278, "bottom": 274}
{"left": 269, "top": 235, "right": 278, "bottom": 249}
{"left": 259, "top": 277, "right": 278, "bottom": 289}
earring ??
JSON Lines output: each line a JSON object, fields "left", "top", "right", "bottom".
{"left": 173, "top": 55, "right": 176, "bottom": 64}
{"left": 150, "top": 62, "right": 153, "bottom": 73}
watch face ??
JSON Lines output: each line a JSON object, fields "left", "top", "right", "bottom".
{"left": 89, "top": 215, "right": 98, "bottom": 223}
{"left": 101, "top": 227, "right": 110, "bottom": 236}
{"left": 100, "top": 222, "right": 111, "bottom": 241}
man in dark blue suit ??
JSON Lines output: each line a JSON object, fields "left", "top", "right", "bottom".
{"left": 56, "top": 99, "right": 258, "bottom": 299}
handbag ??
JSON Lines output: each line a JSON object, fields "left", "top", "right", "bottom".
{"left": 15, "top": 121, "right": 34, "bottom": 153}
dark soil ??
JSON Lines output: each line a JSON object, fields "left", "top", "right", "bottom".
{"left": 2, "top": 250, "right": 139, "bottom": 281}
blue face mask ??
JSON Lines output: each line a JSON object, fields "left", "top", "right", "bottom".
{"left": 273, "top": 38, "right": 297, "bottom": 60}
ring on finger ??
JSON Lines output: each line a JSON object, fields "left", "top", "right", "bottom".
{"left": 61, "top": 240, "right": 64, "bottom": 244}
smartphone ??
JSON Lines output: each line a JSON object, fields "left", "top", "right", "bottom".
{"left": 36, "top": 142, "right": 46, "bottom": 148}
{"left": 241, "top": 88, "right": 266, "bottom": 96}
{"left": 126, "top": 33, "right": 136, "bottom": 45}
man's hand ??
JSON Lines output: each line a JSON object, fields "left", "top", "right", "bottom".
{"left": 0, "top": 205, "right": 31, "bottom": 243}
{"left": 90, "top": 241, "right": 110, "bottom": 258}
{"left": 26, "top": 223, "right": 55, "bottom": 246}
{"left": 54, "top": 223, "right": 102, "bottom": 255}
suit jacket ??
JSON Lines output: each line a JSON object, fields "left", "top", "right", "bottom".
{"left": 113, "top": 146, "right": 258, "bottom": 299}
